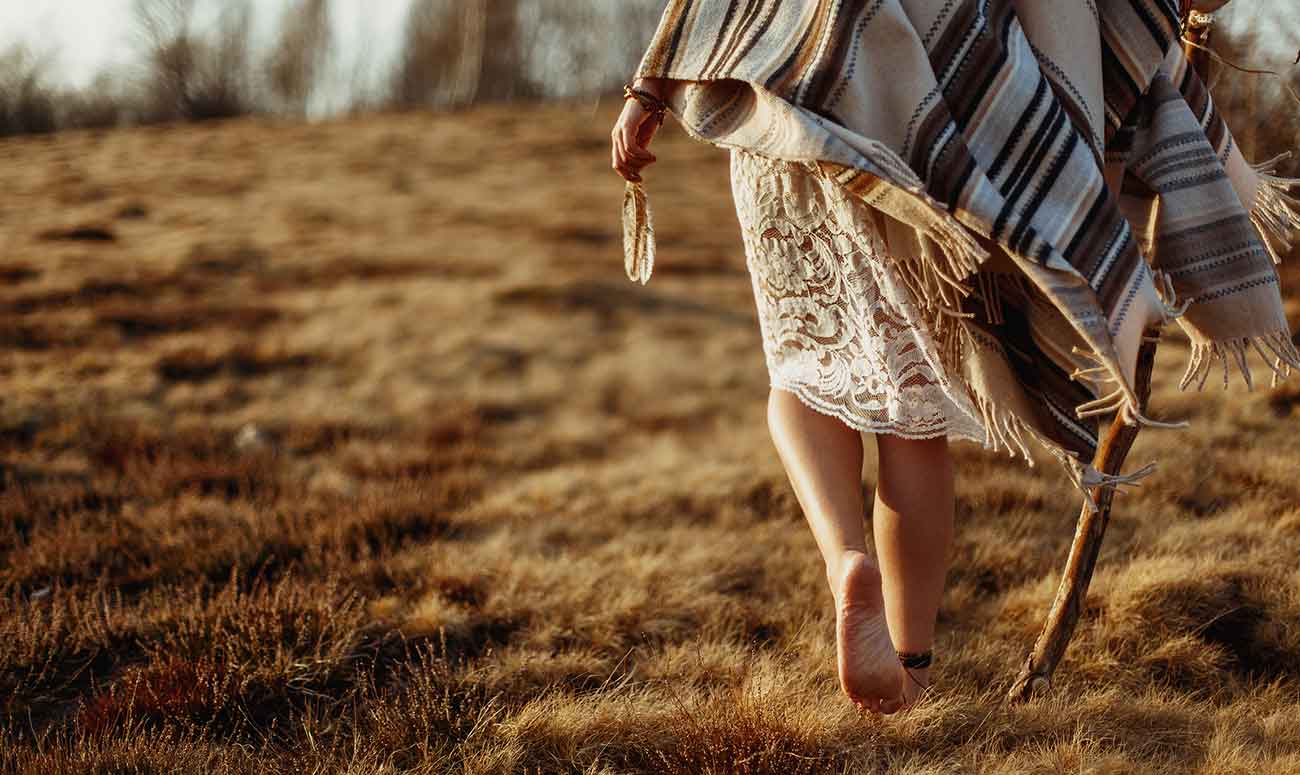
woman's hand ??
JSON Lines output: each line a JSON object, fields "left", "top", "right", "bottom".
{"left": 611, "top": 79, "right": 667, "bottom": 183}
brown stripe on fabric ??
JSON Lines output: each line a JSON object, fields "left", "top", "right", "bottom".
{"left": 1039, "top": 65, "right": 1106, "bottom": 165}
{"left": 1160, "top": 224, "right": 1270, "bottom": 274}
{"left": 1091, "top": 237, "right": 1147, "bottom": 314}
{"left": 1068, "top": 190, "right": 1131, "bottom": 283}
{"left": 1096, "top": 0, "right": 1179, "bottom": 143}
{"left": 707, "top": 0, "right": 767, "bottom": 79}
{"left": 838, "top": 168, "right": 890, "bottom": 200}
{"left": 803, "top": 0, "right": 876, "bottom": 111}
{"left": 1140, "top": 148, "right": 1220, "bottom": 186}
{"left": 721, "top": 0, "right": 782, "bottom": 78}
{"left": 1149, "top": 217, "right": 1264, "bottom": 282}
{"left": 908, "top": 96, "right": 993, "bottom": 213}
{"left": 784, "top": 0, "right": 838, "bottom": 103}
{"left": 701, "top": 0, "right": 745, "bottom": 78}
{"left": 642, "top": 0, "right": 692, "bottom": 75}
{"left": 690, "top": 82, "right": 753, "bottom": 136}
{"left": 764, "top": 22, "right": 814, "bottom": 93}
{"left": 928, "top": 0, "right": 1002, "bottom": 128}
{"left": 1174, "top": 65, "right": 1229, "bottom": 152}
{"left": 1174, "top": 261, "right": 1278, "bottom": 304}
{"left": 1099, "top": 40, "right": 1142, "bottom": 140}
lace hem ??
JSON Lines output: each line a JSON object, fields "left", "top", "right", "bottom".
{"left": 771, "top": 378, "right": 992, "bottom": 444}
{"left": 731, "top": 148, "right": 991, "bottom": 446}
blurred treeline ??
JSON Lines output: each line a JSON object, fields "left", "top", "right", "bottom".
{"left": 0, "top": 0, "right": 664, "bottom": 135}
{"left": 0, "top": 0, "right": 1295, "bottom": 170}
{"left": 1209, "top": 1, "right": 1300, "bottom": 174}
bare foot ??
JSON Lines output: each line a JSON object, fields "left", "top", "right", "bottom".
{"left": 834, "top": 551, "right": 904, "bottom": 713}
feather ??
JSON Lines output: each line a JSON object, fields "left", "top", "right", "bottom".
{"left": 622, "top": 181, "right": 655, "bottom": 284}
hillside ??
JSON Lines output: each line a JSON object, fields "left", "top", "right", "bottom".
{"left": 4, "top": 100, "right": 1300, "bottom": 773}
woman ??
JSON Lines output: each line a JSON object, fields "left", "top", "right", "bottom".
{"left": 610, "top": 0, "right": 1300, "bottom": 717}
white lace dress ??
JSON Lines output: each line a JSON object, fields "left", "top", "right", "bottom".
{"left": 730, "top": 148, "right": 989, "bottom": 443}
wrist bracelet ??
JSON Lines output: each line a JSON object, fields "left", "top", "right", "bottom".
{"left": 623, "top": 83, "right": 668, "bottom": 125}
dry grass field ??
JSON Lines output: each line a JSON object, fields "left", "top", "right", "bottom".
{"left": 3, "top": 100, "right": 1300, "bottom": 774}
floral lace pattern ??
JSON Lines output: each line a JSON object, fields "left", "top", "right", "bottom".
{"left": 730, "top": 149, "right": 989, "bottom": 443}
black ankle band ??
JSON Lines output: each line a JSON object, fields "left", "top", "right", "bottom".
{"left": 897, "top": 649, "right": 932, "bottom": 669}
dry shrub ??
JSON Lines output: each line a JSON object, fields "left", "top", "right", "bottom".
{"left": 5, "top": 273, "right": 195, "bottom": 317}
{"left": 0, "top": 47, "right": 58, "bottom": 137}
{"left": 0, "top": 317, "right": 91, "bottom": 351}
{"left": 37, "top": 225, "right": 117, "bottom": 243}
{"left": 96, "top": 301, "right": 281, "bottom": 339}
{"left": 155, "top": 344, "right": 317, "bottom": 383}
{"left": 355, "top": 642, "right": 502, "bottom": 769}
{"left": 0, "top": 587, "right": 135, "bottom": 724}
{"left": 251, "top": 256, "right": 497, "bottom": 294}
{"left": 73, "top": 575, "right": 373, "bottom": 740}
{"left": 1096, "top": 558, "right": 1300, "bottom": 693}
{"left": 0, "top": 263, "right": 39, "bottom": 284}
{"left": 133, "top": 0, "right": 258, "bottom": 123}
{"left": 2, "top": 402, "right": 501, "bottom": 600}
{"left": 3, "top": 720, "right": 258, "bottom": 775}
{"left": 54, "top": 73, "right": 131, "bottom": 131}
{"left": 184, "top": 240, "right": 269, "bottom": 275}
{"left": 77, "top": 416, "right": 282, "bottom": 499}
{"left": 643, "top": 687, "right": 853, "bottom": 775}
{"left": 3, "top": 417, "right": 291, "bottom": 591}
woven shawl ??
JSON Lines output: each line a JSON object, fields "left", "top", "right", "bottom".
{"left": 621, "top": 0, "right": 1300, "bottom": 511}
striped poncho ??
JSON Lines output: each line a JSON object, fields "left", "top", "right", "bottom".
{"left": 621, "top": 0, "right": 1300, "bottom": 511}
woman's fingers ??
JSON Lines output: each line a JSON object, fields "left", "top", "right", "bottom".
{"left": 610, "top": 105, "right": 660, "bottom": 182}
{"left": 611, "top": 128, "right": 657, "bottom": 182}
{"left": 611, "top": 136, "right": 644, "bottom": 182}
{"left": 621, "top": 127, "right": 656, "bottom": 163}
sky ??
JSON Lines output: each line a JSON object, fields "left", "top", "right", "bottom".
{"left": 0, "top": 0, "right": 416, "bottom": 94}
{"left": 0, "top": 1, "right": 135, "bottom": 84}
{"left": 1, "top": 1, "right": 1293, "bottom": 115}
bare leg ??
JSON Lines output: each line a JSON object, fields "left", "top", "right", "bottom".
{"left": 871, "top": 431, "right": 955, "bottom": 709}
{"left": 766, "top": 388, "right": 904, "bottom": 714}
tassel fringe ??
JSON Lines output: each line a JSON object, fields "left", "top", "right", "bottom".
{"left": 879, "top": 230, "right": 1177, "bottom": 513}
{"left": 1249, "top": 151, "right": 1300, "bottom": 265}
{"left": 1068, "top": 344, "right": 1192, "bottom": 429}
{"left": 1179, "top": 330, "right": 1300, "bottom": 392}
{"left": 1040, "top": 445, "right": 1159, "bottom": 516}
{"left": 970, "top": 390, "right": 1037, "bottom": 464}
{"left": 623, "top": 181, "right": 655, "bottom": 284}
{"left": 1151, "top": 267, "right": 1191, "bottom": 324}
{"left": 976, "top": 271, "right": 1006, "bottom": 325}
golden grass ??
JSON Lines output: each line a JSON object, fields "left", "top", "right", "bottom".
{"left": 2, "top": 101, "right": 1300, "bottom": 774}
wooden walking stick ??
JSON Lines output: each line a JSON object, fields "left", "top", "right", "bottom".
{"left": 1007, "top": 325, "right": 1163, "bottom": 701}
{"left": 1007, "top": 1, "right": 1220, "bottom": 703}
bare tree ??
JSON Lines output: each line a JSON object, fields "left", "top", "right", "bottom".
{"left": 133, "top": 0, "right": 258, "bottom": 122}
{"left": 388, "top": 0, "right": 531, "bottom": 110}
{"left": 1211, "top": 1, "right": 1300, "bottom": 176}
{"left": 265, "top": 0, "right": 332, "bottom": 117}
{"left": 0, "top": 46, "right": 58, "bottom": 136}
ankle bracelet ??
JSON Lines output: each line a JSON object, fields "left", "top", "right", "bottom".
{"left": 897, "top": 649, "right": 932, "bottom": 669}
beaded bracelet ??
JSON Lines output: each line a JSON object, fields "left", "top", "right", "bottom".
{"left": 623, "top": 83, "right": 668, "bottom": 126}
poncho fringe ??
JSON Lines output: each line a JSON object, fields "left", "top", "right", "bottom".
{"left": 622, "top": 0, "right": 1300, "bottom": 513}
